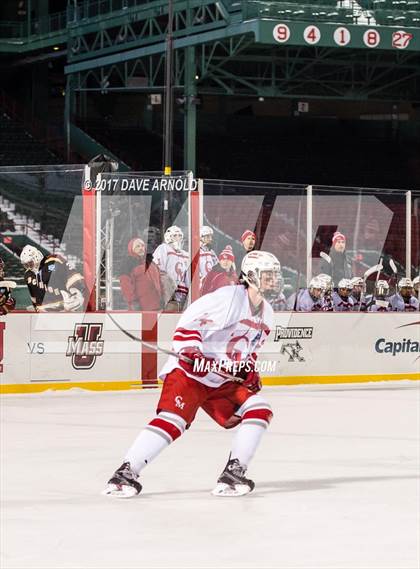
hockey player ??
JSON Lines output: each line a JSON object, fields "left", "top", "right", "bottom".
{"left": 0, "top": 257, "right": 16, "bottom": 315}
{"left": 368, "top": 280, "right": 391, "bottom": 312}
{"left": 199, "top": 226, "right": 218, "bottom": 285}
{"left": 413, "top": 276, "right": 420, "bottom": 300}
{"left": 317, "top": 273, "right": 334, "bottom": 311}
{"left": 287, "top": 276, "right": 325, "bottom": 311}
{"left": 332, "top": 278, "right": 354, "bottom": 311}
{"left": 389, "top": 278, "right": 419, "bottom": 312}
{"left": 152, "top": 226, "right": 190, "bottom": 311}
{"left": 201, "top": 247, "right": 238, "bottom": 296}
{"left": 20, "top": 245, "right": 84, "bottom": 312}
{"left": 267, "top": 270, "right": 286, "bottom": 311}
{"left": 103, "top": 251, "right": 279, "bottom": 498}
{"left": 350, "top": 276, "right": 367, "bottom": 311}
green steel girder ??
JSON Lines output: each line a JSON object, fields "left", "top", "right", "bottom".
{"left": 72, "top": 36, "right": 420, "bottom": 102}
{"left": 67, "top": 0, "right": 231, "bottom": 63}
{"left": 72, "top": 31, "right": 255, "bottom": 91}
{"left": 65, "top": 20, "right": 257, "bottom": 74}
{"left": 0, "top": 30, "right": 66, "bottom": 53}
{"left": 197, "top": 46, "right": 420, "bottom": 101}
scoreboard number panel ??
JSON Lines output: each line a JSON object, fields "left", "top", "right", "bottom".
{"left": 363, "top": 29, "right": 381, "bottom": 48}
{"left": 392, "top": 30, "right": 413, "bottom": 49}
{"left": 273, "top": 23, "right": 290, "bottom": 43}
{"left": 270, "top": 23, "right": 417, "bottom": 50}
{"left": 333, "top": 27, "right": 351, "bottom": 46}
{"left": 304, "top": 25, "right": 321, "bottom": 45}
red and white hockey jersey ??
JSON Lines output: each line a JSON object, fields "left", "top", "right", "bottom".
{"left": 153, "top": 243, "right": 190, "bottom": 303}
{"left": 160, "top": 284, "right": 274, "bottom": 387}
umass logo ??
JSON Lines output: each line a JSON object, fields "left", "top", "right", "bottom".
{"left": 66, "top": 323, "right": 104, "bottom": 370}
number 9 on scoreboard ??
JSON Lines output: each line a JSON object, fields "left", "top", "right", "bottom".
{"left": 273, "top": 24, "right": 291, "bottom": 44}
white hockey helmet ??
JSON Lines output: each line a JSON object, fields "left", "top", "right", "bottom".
{"left": 309, "top": 276, "right": 324, "bottom": 299}
{"left": 317, "top": 273, "right": 333, "bottom": 292}
{"left": 376, "top": 279, "right": 389, "bottom": 296}
{"left": 241, "top": 251, "right": 282, "bottom": 297}
{"left": 337, "top": 278, "right": 353, "bottom": 298}
{"left": 20, "top": 245, "right": 44, "bottom": 271}
{"left": 200, "top": 226, "right": 213, "bottom": 240}
{"left": 398, "top": 277, "right": 413, "bottom": 298}
{"left": 338, "top": 278, "right": 353, "bottom": 290}
{"left": 351, "top": 277, "right": 364, "bottom": 287}
{"left": 164, "top": 225, "right": 184, "bottom": 250}
{"left": 398, "top": 277, "right": 413, "bottom": 290}
{"left": 412, "top": 275, "right": 420, "bottom": 292}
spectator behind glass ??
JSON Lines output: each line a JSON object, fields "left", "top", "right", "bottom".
{"left": 320, "top": 231, "right": 352, "bottom": 287}
{"left": 119, "top": 237, "right": 162, "bottom": 310}
{"left": 237, "top": 230, "right": 256, "bottom": 269}
{"left": 201, "top": 246, "right": 238, "bottom": 296}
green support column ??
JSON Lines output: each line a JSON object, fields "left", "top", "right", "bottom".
{"left": 37, "top": 0, "right": 48, "bottom": 34}
{"left": 183, "top": 46, "right": 197, "bottom": 175}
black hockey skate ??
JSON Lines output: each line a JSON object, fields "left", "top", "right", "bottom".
{"left": 102, "top": 462, "right": 142, "bottom": 498}
{"left": 211, "top": 457, "right": 255, "bottom": 497}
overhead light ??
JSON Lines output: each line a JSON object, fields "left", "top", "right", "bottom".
{"left": 53, "top": 46, "right": 60, "bottom": 51}
{"left": 195, "top": 74, "right": 199, "bottom": 80}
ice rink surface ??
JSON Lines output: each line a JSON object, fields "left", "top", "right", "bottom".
{"left": 1, "top": 381, "right": 419, "bottom": 569}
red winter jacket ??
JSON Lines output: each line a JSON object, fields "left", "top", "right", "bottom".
{"left": 200, "top": 266, "right": 238, "bottom": 296}
{"left": 119, "top": 239, "right": 162, "bottom": 310}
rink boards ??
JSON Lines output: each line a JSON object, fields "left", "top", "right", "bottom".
{"left": 0, "top": 311, "right": 419, "bottom": 393}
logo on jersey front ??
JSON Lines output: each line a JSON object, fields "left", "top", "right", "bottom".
{"left": 0, "top": 321, "right": 5, "bottom": 373}
{"left": 175, "top": 395, "right": 185, "bottom": 409}
{"left": 66, "top": 323, "right": 104, "bottom": 370}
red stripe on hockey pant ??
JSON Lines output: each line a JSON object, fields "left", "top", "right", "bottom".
{"left": 175, "top": 328, "right": 202, "bottom": 338}
{"left": 173, "top": 332, "right": 201, "bottom": 342}
{"left": 149, "top": 418, "right": 183, "bottom": 441}
{"left": 242, "top": 409, "right": 273, "bottom": 424}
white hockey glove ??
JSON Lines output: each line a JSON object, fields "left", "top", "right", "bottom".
{"left": 62, "top": 288, "right": 84, "bottom": 312}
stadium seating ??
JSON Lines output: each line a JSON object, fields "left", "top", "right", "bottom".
{"left": 0, "top": 112, "right": 61, "bottom": 167}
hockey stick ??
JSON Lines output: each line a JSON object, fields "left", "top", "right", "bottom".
{"left": 31, "top": 299, "right": 66, "bottom": 312}
{"left": 373, "top": 257, "right": 383, "bottom": 290}
{"left": 319, "top": 251, "right": 331, "bottom": 265}
{"left": 106, "top": 312, "right": 243, "bottom": 383}
{"left": 0, "top": 280, "right": 17, "bottom": 289}
{"left": 358, "top": 262, "right": 383, "bottom": 311}
{"left": 389, "top": 258, "right": 398, "bottom": 297}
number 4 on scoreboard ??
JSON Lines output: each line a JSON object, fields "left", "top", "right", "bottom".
{"left": 304, "top": 25, "right": 321, "bottom": 45}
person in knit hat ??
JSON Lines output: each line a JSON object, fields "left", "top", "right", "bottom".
{"left": 236, "top": 230, "right": 256, "bottom": 269}
{"left": 241, "top": 230, "right": 256, "bottom": 252}
{"left": 320, "top": 231, "right": 352, "bottom": 287}
{"left": 119, "top": 237, "right": 163, "bottom": 310}
{"left": 200, "top": 246, "right": 238, "bottom": 296}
